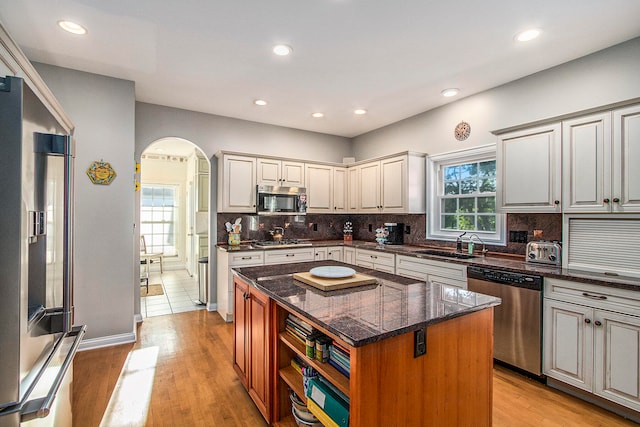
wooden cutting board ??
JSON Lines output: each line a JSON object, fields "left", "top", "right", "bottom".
{"left": 293, "top": 272, "right": 377, "bottom": 291}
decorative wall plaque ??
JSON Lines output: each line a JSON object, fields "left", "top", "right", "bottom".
{"left": 86, "top": 160, "right": 117, "bottom": 185}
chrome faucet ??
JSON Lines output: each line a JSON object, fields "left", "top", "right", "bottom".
{"left": 467, "top": 233, "right": 488, "bottom": 256}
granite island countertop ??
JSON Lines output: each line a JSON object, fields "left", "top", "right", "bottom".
{"left": 219, "top": 240, "right": 640, "bottom": 291}
{"left": 232, "top": 260, "right": 501, "bottom": 347}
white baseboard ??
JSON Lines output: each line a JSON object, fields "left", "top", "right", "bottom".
{"left": 134, "top": 313, "right": 143, "bottom": 323}
{"left": 78, "top": 331, "right": 136, "bottom": 352}
{"left": 206, "top": 302, "right": 217, "bottom": 312}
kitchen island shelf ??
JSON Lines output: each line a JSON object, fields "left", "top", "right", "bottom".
{"left": 279, "top": 331, "right": 350, "bottom": 397}
{"left": 278, "top": 365, "right": 306, "bottom": 404}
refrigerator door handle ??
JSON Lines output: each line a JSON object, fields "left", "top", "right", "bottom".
{"left": 19, "top": 325, "right": 86, "bottom": 422}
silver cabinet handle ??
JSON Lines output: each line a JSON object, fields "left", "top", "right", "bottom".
{"left": 582, "top": 292, "right": 607, "bottom": 300}
{"left": 286, "top": 254, "right": 295, "bottom": 257}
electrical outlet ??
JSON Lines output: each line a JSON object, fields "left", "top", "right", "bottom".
{"left": 313, "top": 223, "right": 318, "bottom": 231}
{"left": 368, "top": 224, "right": 373, "bottom": 232}
{"left": 414, "top": 328, "right": 426, "bottom": 358}
{"left": 405, "top": 225, "right": 411, "bottom": 234}
{"left": 509, "top": 230, "right": 528, "bottom": 243}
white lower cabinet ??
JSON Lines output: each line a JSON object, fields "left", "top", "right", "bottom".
{"left": 314, "top": 246, "right": 343, "bottom": 262}
{"left": 544, "top": 278, "right": 640, "bottom": 412}
{"left": 354, "top": 248, "right": 395, "bottom": 273}
{"left": 343, "top": 246, "right": 356, "bottom": 265}
{"left": 395, "top": 254, "right": 467, "bottom": 289}
{"left": 216, "top": 248, "right": 264, "bottom": 322}
{"left": 263, "top": 247, "right": 315, "bottom": 265}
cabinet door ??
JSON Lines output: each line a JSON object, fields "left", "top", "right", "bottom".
{"left": 197, "top": 173, "right": 209, "bottom": 211}
{"left": 594, "top": 309, "right": 640, "bottom": 411}
{"left": 343, "top": 247, "right": 356, "bottom": 264}
{"left": 381, "top": 156, "right": 406, "bottom": 212}
{"left": 333, "top": 167, "right": 348, "bottom": 212}
{"left": 613, "top": 104, "right": 640, "bottom": 212}
{"left": 326, "top": 246, "right": 343, "bottom": 262}
{"left": 497, "top": 123, "right": 561, "bottom": 212}
{"left": 220, "top": 155, "right": 256, "bottom": 212}
{"left": 281, "top": 161, "right": 305, "bottom": 186}
{"left": 314, "top": 247, "right": 328, "bottom": 261}
{"left": 248, "top": 287, "right": 271, "bottom": 421}
{"left": 562, "top": 113, "right": 612, "bottom": 213}
{"left": 359, "top": 162, "right": 381, "bottom": 212}
{"left": 233, "top": 279, "right": 249, "bottom": 388}
{"left": 256, "top": 158, "right": 281, "bottom": 185}
{"left": 347, "top": 166, "right": 360, "bottom": 212}
{"left": 305, "top": 164, "right": 333, "bottom": 213}
{"left": 543, "top": 299, "right": 593, "bottom": 391}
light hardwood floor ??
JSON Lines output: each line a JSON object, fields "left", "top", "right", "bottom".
{"left": 73, "top": 310, "right": 638, "bottom": 427}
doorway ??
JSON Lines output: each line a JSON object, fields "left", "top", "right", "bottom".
{"left": 138, "top": 137, "right": 210, "bottom": 318}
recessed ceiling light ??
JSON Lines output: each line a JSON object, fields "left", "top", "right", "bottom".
{"left": 272, "top": 44, "right": 292, "bottom": 56}
{"left": 57, "top": 20, "right": 87, "bottom": 35}
{"left": 441, "top": 88, "right": 459, "bottom": 97}
{"left": 354, "top": 109, "right": 367, "bottom": 115}
{"left": 515, "top": 29, "right": 541, "bottom": 42}
{"left": 311, "top": 112, "right": 324, "bottom": 118}
{"left": 254, "top": 99, "right": 268, "bottom": 106}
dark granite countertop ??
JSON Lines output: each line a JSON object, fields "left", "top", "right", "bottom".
{"left": 219, "top": 240, "right": 640, "bottom": 291}
{"left": 232, "top": 260, "right": 501, "bottom": 348}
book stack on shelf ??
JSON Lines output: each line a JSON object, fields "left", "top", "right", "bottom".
{"left": 285, "top": 314, "right": 315, "bottom": 346}
{"left": 328, "top": 342, "right": 351, "bottom": 378}
{"left": 305, "top": 376, "right": 350, "bottom": 427}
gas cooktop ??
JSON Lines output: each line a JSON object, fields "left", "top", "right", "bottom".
{"left": 252, "top": 239, "right": 313, "bottom": 249}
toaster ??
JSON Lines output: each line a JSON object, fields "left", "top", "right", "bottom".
{"left": 526, "top": 241, "right": 561, "bottom": 266}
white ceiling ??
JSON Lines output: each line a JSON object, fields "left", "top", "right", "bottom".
{"left": 1, "top": 1, "right": 640, "bottom": 138}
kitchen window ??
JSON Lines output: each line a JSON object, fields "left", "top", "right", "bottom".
{"left": 140, "top": 185, "right": 179, "bottom": 256}
{"left": 427, "top": 145, "right": 505, "bottom": 245}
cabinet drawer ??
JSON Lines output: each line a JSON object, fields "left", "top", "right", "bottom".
{"left": 545, "top": 277, "right": 640, "bottom": 314}
{"left": 355, "top": 249, "right": 395, "bottom": 267}
{"left": 229, "top": 251, "right": 265, "bottom": 266}
{"left": 396, "top": 255, "right": 467, "bottom": 281}
{"left": 264, "top": 248, "right": 315, "bottom": 265}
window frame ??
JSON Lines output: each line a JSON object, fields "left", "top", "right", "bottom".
{"left": 426, "top": 144, "right": 506, "bottom": 245}
{"left": 140, "top": 183, "right": 181, "bottom": 257}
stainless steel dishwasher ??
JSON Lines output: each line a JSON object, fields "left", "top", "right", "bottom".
{"left": 467, "top": 266, "right": 543, "bottom": 377}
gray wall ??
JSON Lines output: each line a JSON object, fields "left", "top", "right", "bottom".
{"left": 34, "top": 63, "right": 136, "bottom": 344}
{"left": 352, "top": 37, "right": 640, "bottom": 159}
{"left": 135, "top": 102, "right": 352, "bottom": 161}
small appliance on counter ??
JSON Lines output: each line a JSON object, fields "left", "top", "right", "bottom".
{"left": 384, "top": 223, "right": 404, "bottom": 245}
{"left": 526, "top": 241, "right": 561, "bottom": 266}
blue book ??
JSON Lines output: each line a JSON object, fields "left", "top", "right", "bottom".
{"left": 328, "top": 358, "right": 350, "bottom": 378}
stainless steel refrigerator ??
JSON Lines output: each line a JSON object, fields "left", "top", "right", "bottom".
{"left": 0, "top": 76, "right": 86, "bottom": 426}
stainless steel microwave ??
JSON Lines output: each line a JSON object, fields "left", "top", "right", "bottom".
{"left": 256, "top": 185, "right": 307, "bottom": 215}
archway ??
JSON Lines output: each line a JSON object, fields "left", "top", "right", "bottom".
{"left": 136, "top": 137, "right": 211, "bottom": 319}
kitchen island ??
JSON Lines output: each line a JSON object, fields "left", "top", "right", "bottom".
{"left": 231, "top": 260, "right": 501, "bottom": 426}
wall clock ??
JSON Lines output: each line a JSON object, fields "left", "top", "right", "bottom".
{"left": 454, "top": 121, "right": 471, "bottom": 141}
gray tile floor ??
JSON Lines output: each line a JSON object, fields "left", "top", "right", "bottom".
{"left": 141, "top": 269, "right": 206, "bottom": 318}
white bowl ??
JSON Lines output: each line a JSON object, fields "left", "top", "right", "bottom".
{"left": 292, "top": 407, "right": 322, "bottom": 427}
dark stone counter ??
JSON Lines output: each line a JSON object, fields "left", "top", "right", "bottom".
{"left": 232, "top": 260, "right": 501, "bottom": 347}
{"left": 219, "top": 240, "right": 640, "bottom": 291}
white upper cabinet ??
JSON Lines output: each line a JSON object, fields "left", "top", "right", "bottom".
{"left": 257, "top": 158, "right": 305, "bottom": 187}
{"left": 333, "top": 166, "right": 348, "bottom": 213}
{"left": 496, "top": 123, "right": 562, "bottom": 213}
{"left": 347, "top": 166, "right": 360, "bottom": 212}
{"left": 562, "top": 112, "right": 612, "bottom": 213}
{"left": 353, "top": 153, "right": 425, "bottom": 214}
{"left": 305, "top": 163, "right": 333, "bottom": 213}
{"left": 612, "top": 104, "right": 640, "bottom": 212}
{"left": 217, "top": 154, "right": 256, "bottom": 213}
{"left": 359, "top": 161, "right": 381, "bottom": 212}
{"left": 563, "top": 105, "right": 640, "bottom": 213}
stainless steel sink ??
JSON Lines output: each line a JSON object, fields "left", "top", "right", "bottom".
{"left": 414, "top": 249, "right": 477, "bottom": 259}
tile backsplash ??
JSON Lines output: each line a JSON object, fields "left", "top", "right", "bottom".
{"left": 217, "top": 213, "right": 562, "bottom": 256}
